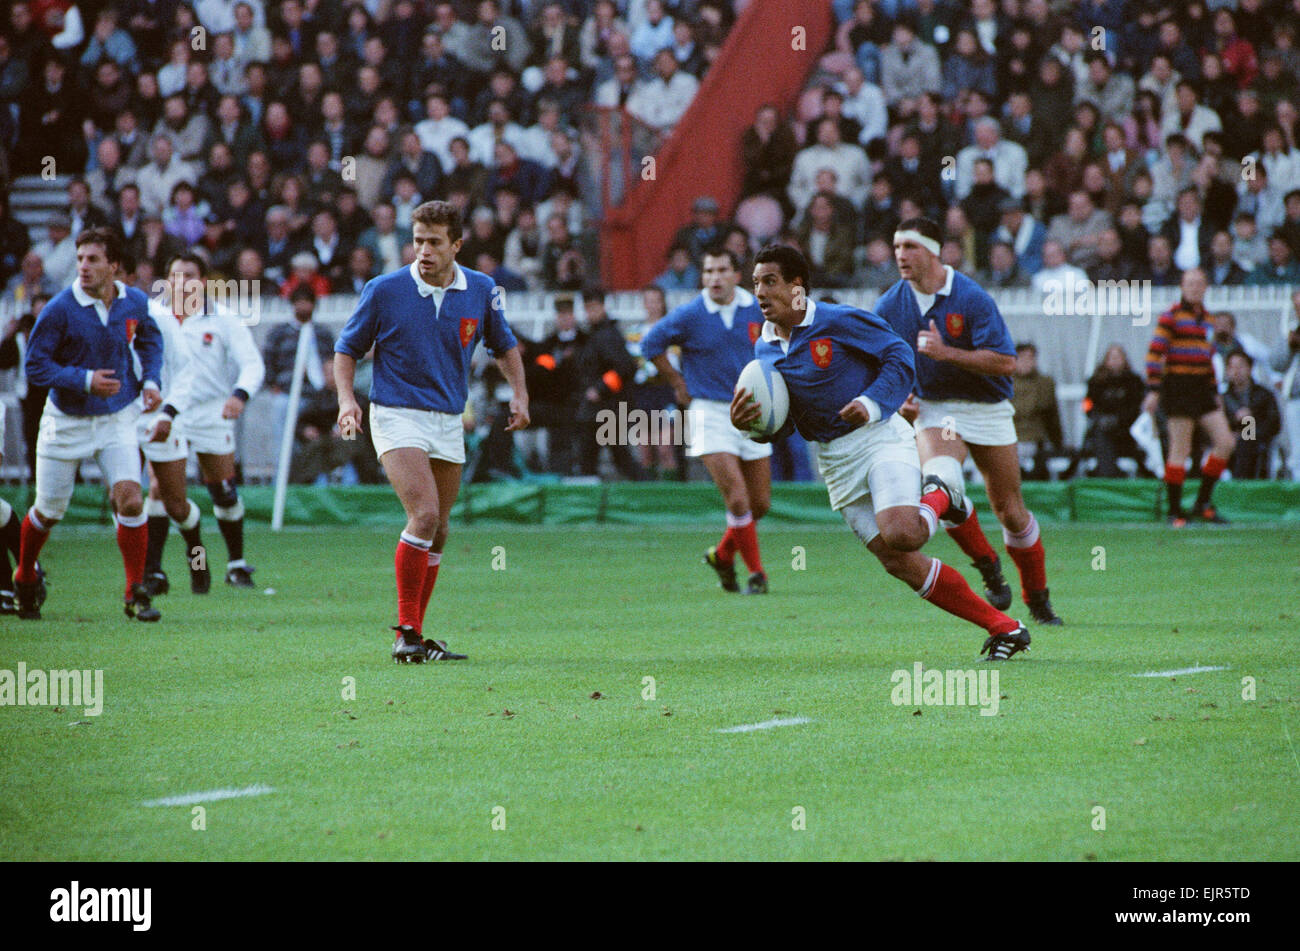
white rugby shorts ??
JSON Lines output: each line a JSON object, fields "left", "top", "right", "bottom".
{"left": 35, "top": 399, "right": 142, "bottom": 517}
{"left": 137, "top": 409, "right": 189, "bottom": 463}
{"left": 687, "top": 398, "right": 772, "bottom": 461}
{"left": 817, "top": 413, "right": 922, "bottom": 513}
{"left": 183, "top": 398, "right": 238, "bottom": 455}
{"left": 913, "top": 398, "right": 1017, "bottom": 447}
{"left": 370, "top": 403, "right": 466, "bottom": 464}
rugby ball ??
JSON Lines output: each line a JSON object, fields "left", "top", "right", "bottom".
{"left": 735, "top": 359, "right": 789, "bottom": 439}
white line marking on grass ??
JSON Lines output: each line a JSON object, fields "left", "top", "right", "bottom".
{"left": 141, "top": 784, "right": 273, "bottom": 807}
{"left": 1131, "top": 665, "right": 1229, "bottom": 678}
{"left": 717, "top": 717, "right": 812, "bottom": 734}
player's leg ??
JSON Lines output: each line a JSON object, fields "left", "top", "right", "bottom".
{"left": 736, "top": 455, "right": 772, "bottom": 591}
{"left": 0, "top": 493, "right": 20, "bottom": 613}
{"left": 967, "top": 440, "right": 1061, "bottom": 625}
{"left": 143, "top": 458, "right": 193, "bottom": 595}
{"left": 379, "top": 445, "right": 446, "bottom": 662}
{"left": 196, "top": 451, "right": 252, "bottom": 587}
{"left": 416, "top": 457, "right": 467, "bottom": 659}
{"left": 103, "top": 449, "right": 161, "bottom": 622}
{"left": 1191, "top": 409, "right": 1236, "bottom": 522}
{"left": 700, "top": 452, "right": 755, "bottom": 592}
{"left": 842, "top": 500, "right": 1029, "bottom": 659}
{"left": 1162, "top": 416, "right": 1195, "bottom": 523}
{"left": 916, "top": 426, "right": 1012, "bottom": 609}
{"left": 14, "top": 451, "right": 78, "bottom": 618}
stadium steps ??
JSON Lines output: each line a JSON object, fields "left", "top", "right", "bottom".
{"left": 601, "top": 0, "right": 835, "bottom": 288}
{"left": 8, "top": 174, "right": 74, "bottom": 245}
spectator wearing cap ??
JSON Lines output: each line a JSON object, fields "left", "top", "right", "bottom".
{"left": 955, "top": 117, "right": 1028, "bottom": 202}
{"left": 626, "top": 47, "right": 700, "bottom": 135}
{"left": 672, "top": 196, "right": 727, "bottom": 267}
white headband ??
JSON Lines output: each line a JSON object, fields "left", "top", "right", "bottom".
{"left": 894, "top": 229, "right": 941, "bottom": 257}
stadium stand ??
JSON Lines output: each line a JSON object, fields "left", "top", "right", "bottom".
{"left": 2, "top": 0, "right": 1300, "bottom": 486}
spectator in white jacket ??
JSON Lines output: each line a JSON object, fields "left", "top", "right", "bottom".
{"left": 837, "top": 65, "right": 888, "bottom": 148}
{"left": 955, "top": 118, "right": 1028, "bottom": 201}
{"left": 626, "top": 48, "right": 699, "bottom": 134}
{"left": 879, "top": 21, "right": 941, "bottom": 111}
{"left": 788, "top": 118, "right": 872, "bottom": 213}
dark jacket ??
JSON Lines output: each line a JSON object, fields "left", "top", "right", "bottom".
{"left": 576, "top": 317, "right": 636, "bottom": 422}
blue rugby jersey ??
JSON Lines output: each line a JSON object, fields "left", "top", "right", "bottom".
{"left": 754, "top": 298, "right": 915, "bottom": 443}
{"left": 335, "top": 262, "right": 518, "bottom": 413}
{"left": 639, "top": 288, "right": 765, "bottom": 401}
{"left": 26, "top": 281, "right": 163, "bottom": 416}
{"left": 874, "top": 267, "right": 1015, "bottom": 403}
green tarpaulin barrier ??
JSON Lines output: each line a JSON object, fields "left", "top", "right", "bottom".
{"left": 20, "top": 479, "right": 1300, "bottom": 527}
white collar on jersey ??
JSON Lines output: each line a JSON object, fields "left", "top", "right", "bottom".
{"left": 72, "top": 279, "right": 128, "bottom": 310}
{"left": 701, "top": 286, "right": 755, "bottom": 313}
{"left": 410, "top": 261, "right": 468, "bottom": 297}
{"left": 760, "top": 296, "right": 817, "bottom": 343}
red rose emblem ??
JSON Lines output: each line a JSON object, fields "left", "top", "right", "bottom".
{"left": 125, "top": 319, "right": 138, "bottom": 343}
{"left": 459, "top": 318, "right": 478, "bottom": 347}
{"left": 810, "top": 337, "right": 833, "bottom": 369}
{"left": 748, "top": 322, "right": 761, "bottom": 345}
{"left": 946, "top": 312, "right": 965, "bottom": 338}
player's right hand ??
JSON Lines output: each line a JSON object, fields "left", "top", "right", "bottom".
{"left": 672, "top": 381, "right": 691, "bottom": 408}
{"left": 899, "top": 393, "right": 920, "bottom": 424}
{"left": 730, "top": 387, "right": 761, "bottom": 430}
{"left": 90, "top": 369, "right": 121, "bottom": 397}
{"left": 337, "top": 397, "right": 363, "bottom": 439}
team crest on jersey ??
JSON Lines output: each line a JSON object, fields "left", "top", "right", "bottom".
{"left": 459, "top": 318, "right": 478, "bottom": 347}
{"left": 748, "top": 322, "right": 761, "bottom": 345}
{"left": 946, "top": 312, "right": 965, "bottom": 337}
{"left": 203, "top": 332, "right": 214, "bottom": 346}
{"left": 810, "top": 338, "right": 833, "bottom": 368}
{"left": 125, "top": 319, "right": 138, "bottom": 343}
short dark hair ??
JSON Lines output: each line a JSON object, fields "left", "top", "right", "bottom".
{"left": 702, "top": 246, "right": 742, "bottom": 272}
{"left": 753, "top": 243, "right": 809, "bottom": 288}
{"left": 76, "top": 227, "right": 126, "bottom": 266}
{"left": 410, "top": 200, "right": 464, "bottom": 240}
{"left": 289, "top": 284, "right": 317, "bottom": 304}
{"left": 164, "top": 251, "right": 208, "bottom": 278}
{"left": 1016, "top": 342, "right": 1038, "bottom": 355}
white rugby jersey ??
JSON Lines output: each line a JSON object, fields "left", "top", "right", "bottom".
{"left": 169, "top": 308, "right": 266, "bottom": 414}
{"left": 144, "top": 298, "right": 193, "bottom": 406}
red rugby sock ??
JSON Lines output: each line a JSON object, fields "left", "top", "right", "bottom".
{"left": 734, "top": 520, "right": 763, "bottom": 575}
{"left": 921, "top": 559, "right": 1019, "bottom": 635}
{"left": 116, "top": 515, "right": 149, "bottom": 599}
{"left": 945, "top": 506, "right": 997, "bottom": 562}
{"left": 395, "top": 535, "right": 431, "bottom": 632}
{"left": 15, "top": 512, "right": 50, "bottom": 585}
{"left": 418, "top": 552, "right": 442, "bottom": 630}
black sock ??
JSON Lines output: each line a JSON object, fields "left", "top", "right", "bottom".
{"left": 1, "top": 510, "right": 19, "bottom": 589}
{"left": 1193, "top": 474, "right": 1219, "bottom": 513}
{"left": 1167, "top": 479, "right": 1184, "bottom": 517}
{"left": 145, "top": 515, "right": 170, "bottom": 574}
{"left": 218, "top": 517, "right": 244, "bottom": 563}
{"left": 181, "top": 524, "right": 204, "bottom": 570}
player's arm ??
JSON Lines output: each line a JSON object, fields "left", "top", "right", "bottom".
{"left": 334, "top": 351, "right": 362, "bottom": 436}
{"left": 840, "top": 325, "right": 916, "bottom": 425}
{"left": 640, "top": 311, "right": 689, "bottom": 405}
{"left": 333, "top": 280, "right": 380, "bottom": 432}
{"left": 916, "top": 318, "right": 1015, "bottom": 376}
{"left": 1141, "top": 313, "right": 1175, "bottom": 415}
{"left": 493, "top": 346, "right": 530, "bottom": 432}
{"left": 223, "top": 316, "right": 267, "bottom": 419}
{"left": 22, "top": 305, "right": 110, "bottom": 394}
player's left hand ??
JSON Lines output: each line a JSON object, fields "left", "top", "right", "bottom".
{"left": 141, "top": 387, "right": 162, "bottom": 412}
{"left": 916, "top": 319, "right": 950, "bottom": 361}
{"left": 505, "top": 396, "right": 530, "bottom": 431}
{"left": 838, "top": 400, "right": 871, "bottom": 426}
{"left": 730, "top": 387, "right": 761, "bottom": 430}
{"left": 222, "top": 395, "right": 246, "bottom": 419}
{"left": 148, "top": 417, "right": 171, "bottom": 442}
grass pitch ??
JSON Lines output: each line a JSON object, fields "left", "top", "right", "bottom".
{"left": 1, "top": 521, "right": 1297, "bottom": 861}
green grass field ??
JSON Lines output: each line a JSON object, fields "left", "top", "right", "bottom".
{"left": 1, "top": 521, "right": 1297, "bottom": 861}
